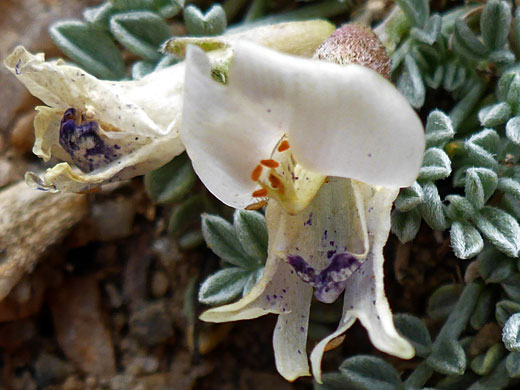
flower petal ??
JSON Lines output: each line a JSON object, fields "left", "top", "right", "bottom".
{"left": 25, "top": 129, "right": 183, "bottom": 192}
{"left": 181, "top": 45, "right": 287, "bottom": 208}
{"left": 4, "top": 46, "right": 186, "bottom": 191}
{"left": 201, "top": 200, "right": 316, "bottom": 379}
{"left": 164, "top": 20, "right": 336, "bottom": 58}
{"left": 232, "top": 42, "right": 425, "bottom": 188}
{"left": 310, "top": 183, "right": 415, "bottom": 382}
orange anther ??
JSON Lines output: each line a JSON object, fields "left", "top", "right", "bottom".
{"left": 245, "top": 200, "right": 267, "bottom": 210}
{"left": 252, "top": 188, "right": 268, "bottom": 198}
{"left": 277, "top": 140, "right": 290, "bottom": 152}
{"left": 268, "top": 173, "right": 282, "bottom": 189}
{"left": 251, "top": 165, "right": 263, "bottom": 181}
{"left": 260, "top": 159, "right": 279, "bottom": 168}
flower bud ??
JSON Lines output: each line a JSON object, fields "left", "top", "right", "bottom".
{"left": 313, "top": 24, "right": 391, "bottom": 79}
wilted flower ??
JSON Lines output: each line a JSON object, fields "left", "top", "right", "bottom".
{"left": 181, "top": 33, "right": 425, "bottom": 380}
{"left": 4, "top": 20, "right": 334, "bottom": 192}
{"left": 4, "top": 46, "right": 185, "bottom": 192}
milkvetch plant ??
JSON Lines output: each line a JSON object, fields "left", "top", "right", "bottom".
{"left": 3, "top": 20, "right": 335, "bottom": 193}
{"left": 181, "top": 25, "right": 425, "bottom": 381}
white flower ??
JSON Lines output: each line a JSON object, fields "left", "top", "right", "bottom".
{"left": 181, "top": 41, "right": 425, "bottom": 381}
{"left": 4, "top": 20, "right": 335, "bottom": 193}
{"left": 4, "top": 46, "right": 185, "bottom": 192}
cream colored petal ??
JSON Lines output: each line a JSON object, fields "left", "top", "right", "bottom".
{"left": 310, "top": 183, "right": 414, "bottom": 382}
{"left": 5, "top": 47, "right": 186, "bottom": 191}
{"left": 164, "top": 20, "right": 336, "bottom": 58}
{"left": 233, "top": 42, "right": 424, "bottom": 188}
{"left": 4, "top": 46, "right": 184, "bottom": 137}
{"left": 26, "top": 130, "right": 183, "bottom": 192}
{"left": 273, "top": 302, "right": 312, "bottom": 381}
{"left": 181, "top": 45, "right": 285, "bottom": 209}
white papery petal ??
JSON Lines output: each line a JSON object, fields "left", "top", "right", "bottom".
{"left": 181, "top": 46, "right": 286, "bottom": 208}
{"left": 4, "top": 46, "right": 185, "bottom": 191}
{"left": 237, "top": 42, "right": 424, "bottom": 187}
{"left": 310, "top": 183, "right": 414, "bottom": 382}
{"left": 185, "top": 41, "right": 424, "bottom": 193}
{"left": 4, "top": 47, "right": 183, "bottom": 137}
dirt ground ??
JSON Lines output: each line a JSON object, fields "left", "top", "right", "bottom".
{"left": 0, "top": 1, "right": 461, "bottom": 389}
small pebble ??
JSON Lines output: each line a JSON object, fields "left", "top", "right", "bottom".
{"left": 105, "top": 283, "right": 123, "bottom": 309}
{"left": 34, "top": 352, "right": 74, "bottom": 387}
{"left": 10, "top": 110, "right": 35, "bottom": 154}
{"left": 151, "top": 271, "right": 169, "bottom": 298}
{"left": 125, "top": 355, "right": 159, "bottom": 376}
{"left": 91, "top": 198, "right": 135, "bottom": 241}
{"left": 129, "top": 301, "right": 174, "bottom": 346}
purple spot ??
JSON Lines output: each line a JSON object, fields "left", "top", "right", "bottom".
{"left": 114, "top": 144, "right": 121, "bottom": 150}
{"left": 372, "top": 300, "right": 376, "bottom": 305}
{"left": 266, "top": 295, "right": 271, "bottom": 302}
{"left": 287, "top": 255, "right": 316, "bottom": 284}
{"left": 287, "top": 252, "right": 363, "bottom": 304}
{"left": 304, "top": 213, "right": 313, "bottom": 226}
{"left": 368, "top": 153, "right": 372, "bottom": 157}
{"left": 298, "top": 350, "right": 302, "bottom": 355}
{"left": 267, "top": 108, "right": 272, "bottom": 113}
{"left": 323, "top": 230, "right": 328, "bottom": 239}
{"left": 327, "top": 250, "right": 336, "bottom": 259}
{"left": 15, "top": 59, "right": 22, "bottom": 75}
{"left": 273, "top": 294, "right": 278, "bottom": 299}
{"left": 59, "top": 108, "right": 119, "bottom": 172}
{"left": 282, "top": 289, "right": 287, "bottom": 293}
{"left": 329, "top": 241, "right": 335, "bottom": 246}
{"left": 300, "top": 327, "right": 305, "bottom": 332}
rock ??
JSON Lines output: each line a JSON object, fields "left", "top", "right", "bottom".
{"left": 168, "top": 351, "right": 213, "bottom": 390}
{"left": 49, "top": 276, "right": 116, "bottom": 378}
{"left": 0, "top": 157, "right": 18, "bottom": 187}
{"left": 62, "top": 376, "right": 84, "bottom": 390}
{"left": 105, "top": 283, "right": 123, "bottom": 309}
{"left": 110, "top": 374, "right": 136, "bottom": 390}
{"left": 34, "top": 352, "right": 74, "bottom": 387}
{"left": 239, "top": 370, "right": 293, "bottom": 390}
{"left": 9, "top": 370, "right": 37, "bottom": 390}
{"left": 0, "top": 181, "right": 87, "bottom": 300}
{"left": 129, "top": 301, "right": 173, "bottom": 346}
{"left": 0, "top": 318, "right": 36, "bottom": 349}
{"left": 123, "top": 238, "right": 152, "bottom": 309}
{"left": 90, "top": 198, "right": 136, "bottom": 241}
{"left": 125, "top": 355, "right": 159, "bottom": 376}
{"left": 10, "top": 110, "right": 35, "bottom": 154}
{"left": 151, "top": 237, "right": 181, "bottom": 271}
{"left": 139, "top": 373, "right": 169, "bottom": 390}
{"left": 150, "top": 270, "right": 169, "bottom": 298}
{"left": 0, "top": 273, "right": 45, "bottom": 322}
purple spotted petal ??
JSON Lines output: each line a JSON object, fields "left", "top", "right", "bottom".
{"left": 59, "top": 108, "right": 121, "bottom": 172}
{"left": 287, "top": 255, "right": 317, "bottom": 285}
{"left": 287, "top": 252, "right": 362, "bottom": 304}
{"left": 314, "top": 253, "right": 361, "bottom": 303}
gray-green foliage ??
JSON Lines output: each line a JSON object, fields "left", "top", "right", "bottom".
{"left": 321, "top": 1, "right": 520, "bottom": 389}
{"left": 49, "top": 0, "right": 225, "bottom": 80}
{"left": 199, "top": 210, "right": 267, "bottom": 305}
{"left": 391, "top": 0, "right": 520, "bottom": 262}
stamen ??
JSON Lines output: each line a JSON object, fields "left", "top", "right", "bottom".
{"left": 245, "top": 200, "right": 267, "bottom": 210}
{"left": 252, "top": 188, "right": 268, "bottom": 197}
{"left": 251, "top": 165, "right": 263, "bottom": 181}
{"left": 268, "top": 174, "right": 283, "bottom": 189}
{"left": 260, "top": 159, "right": 279, "bottom": 168}
{"left": 277, "top": 140, "right": 290, "bottom": 152}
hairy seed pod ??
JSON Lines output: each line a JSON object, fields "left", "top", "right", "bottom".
{"left": 313, "top": 24, "right": 391, "bottom": 79}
